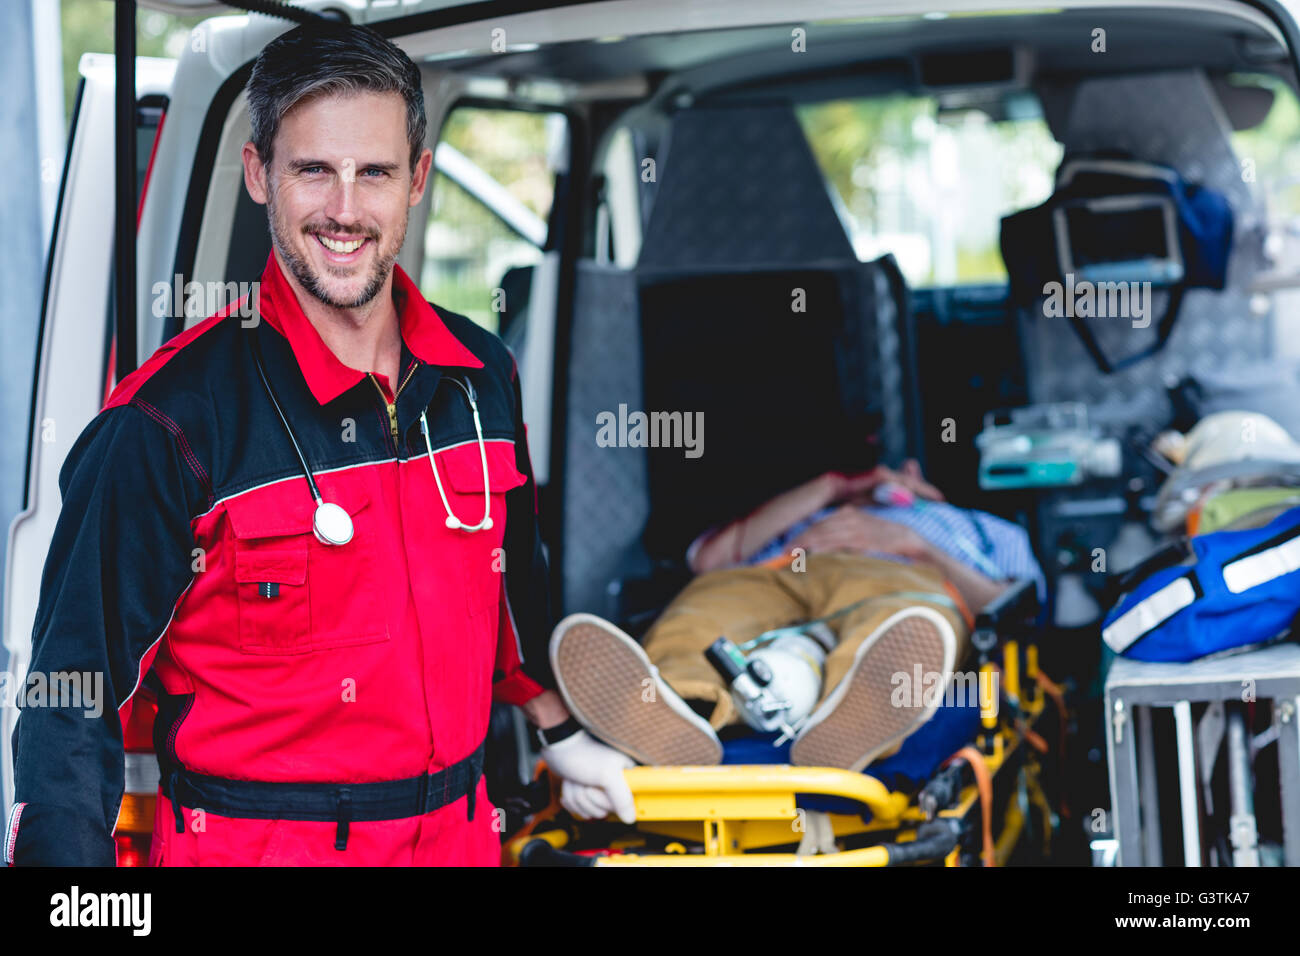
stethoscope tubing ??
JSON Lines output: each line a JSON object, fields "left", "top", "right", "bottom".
{"left": 247, "top": 322, "right": 494, "bottom": 545}
{"left": 421, "top": 377, "right": 493, "bottom": 533}
{"left": 249, "top": 324, "right": 326, "bottom": 506}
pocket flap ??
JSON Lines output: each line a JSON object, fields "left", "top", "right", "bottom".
{"left": 226, "top": 483, "right": 370, "bottom": 540}
{"left": 235, "top": 549, "right": 307, "bottom": 585}
{"left": 438, "top": 439, "right": 527, "bottom": 494}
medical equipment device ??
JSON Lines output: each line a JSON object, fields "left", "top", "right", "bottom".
{"left": 1000, "top": 156, "right": 1233, "bottom": 373}
{"left": 976, "top": 403, "right": 1121, "bottom": 491}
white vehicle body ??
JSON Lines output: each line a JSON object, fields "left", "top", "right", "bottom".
{"left": 5, "top": 0, "right": 1300, "bottom": 861}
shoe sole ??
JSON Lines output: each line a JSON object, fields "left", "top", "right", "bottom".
{"left": 790, "top": 610, "right": 953, "bottom": 772}
{"left": 551, "top": 617, "right": 723, "bottom": 766}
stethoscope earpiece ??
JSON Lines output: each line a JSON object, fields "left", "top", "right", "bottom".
{"left": 444, "top": 514, "right": 492, "bottom": 531}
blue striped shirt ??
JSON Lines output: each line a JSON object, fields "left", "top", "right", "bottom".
{"left": 741, "top": 501, "right": 1045, "bottom": 595}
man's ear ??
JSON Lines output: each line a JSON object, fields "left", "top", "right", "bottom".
{"left": 408, "top": 146, "right": 434, "bottom": 207}
{"left": 242, "top": 142, "right": 270, "bottom": 205}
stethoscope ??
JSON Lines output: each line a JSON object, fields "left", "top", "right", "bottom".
{"left": 249, "top": 325, "right": 494, "bottom": 546}
{"left": 419, "top": 377, "right": 493, "bottom": 533}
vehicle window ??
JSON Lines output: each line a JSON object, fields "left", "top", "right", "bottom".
{"left": 1230, "top": 72, "right": 1300, "bottom": 217}
{"left": 59, "top": 0, "right": 206, "bottom": 127}
{"left": 1227, "top": 72, "right": 1300, "bottom": 361}
{"left": 422, "top": 106, "right": 568, "bottom": 334}
{"left": 796, "top": 94, "right": 1062, "bottom": 287}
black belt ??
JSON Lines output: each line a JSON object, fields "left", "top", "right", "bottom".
{"left": 159, "top": 739, "right": 486, "bottom": 851}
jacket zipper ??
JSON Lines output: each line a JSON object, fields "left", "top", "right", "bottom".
{"left": 163, "top": 693, "right": 195, "bottom": 833}
{"left": 165, "top": 695, "right": 194, "bottom": 765}
{"left": 370, "top": 360, "right": 420, "bottom": 448}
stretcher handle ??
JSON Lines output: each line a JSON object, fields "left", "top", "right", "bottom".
{"left": 974, "top": 577, "right": 1039, "bottom": 632}
{"left": 518, "top": 840, "right": 597, "bottom": 867}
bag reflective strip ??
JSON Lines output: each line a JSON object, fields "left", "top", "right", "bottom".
{"left": 1102, "top": 576, "right": 1196, "bottom": 654}
{"left": 1222, "top": 533, "right": 1300, "bottom": 594}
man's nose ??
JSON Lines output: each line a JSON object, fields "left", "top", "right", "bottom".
{"left": 324, "top": 167, "right": 362, "bottom": 227}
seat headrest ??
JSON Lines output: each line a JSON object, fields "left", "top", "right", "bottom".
{"left": 638, "top": 105, "right": 854, "bottom": 271}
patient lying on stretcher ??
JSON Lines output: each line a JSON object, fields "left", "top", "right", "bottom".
{"left": 547, "top": 461, "right": 1044, "bottom": 819}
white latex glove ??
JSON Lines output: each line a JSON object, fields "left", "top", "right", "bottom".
{"left": 539, "top": 730, "right": 637, "bottom": 825}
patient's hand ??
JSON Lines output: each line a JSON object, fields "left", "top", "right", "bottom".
{"left": 829, "top": 459, "right": 944, "bottom": 506}
{"left": 693, "top": 461, "right": 942, "bottom": 573}
{"left": 790, "top": 504, "right": 931, "bottom": 560}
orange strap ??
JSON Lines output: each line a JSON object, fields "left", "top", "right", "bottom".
{"left": 1018, "top": 724, "right": 1049, "bottom": 753}
{"left": 941, "top": 580, "right": 976, "bottom": 631}
{"left": 943, "top": 745, "right": 996, "bottom": 867}
{"left": 1035, "top": 669, "right": 1070, "bottom": 818}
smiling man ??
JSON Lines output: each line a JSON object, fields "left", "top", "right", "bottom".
{"left": 7, "top": 22, "right": 634, "bottom": 867}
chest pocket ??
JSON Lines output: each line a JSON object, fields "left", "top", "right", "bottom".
{"left": 227, "top": 485, "right": 388, "bottom": 655}
{"left": 437, "top": 439, "right": 528, "bottom": 616}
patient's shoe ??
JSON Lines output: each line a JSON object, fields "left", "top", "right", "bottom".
{"left": 550, "top": 613, "right": 723, "bottom": 766}
{"left": 790, "top": 606, "right": 956, "bottom": 773}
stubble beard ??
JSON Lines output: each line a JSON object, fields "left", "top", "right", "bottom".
{"left": 266, "top": 188, "right": 408, "bottom": 311}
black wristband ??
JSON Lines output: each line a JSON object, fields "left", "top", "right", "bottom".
{"left": 536, "top": 716, "right": 582, "bottom": 748}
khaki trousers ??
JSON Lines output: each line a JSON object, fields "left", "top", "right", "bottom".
{"left": 643, "top": 553, "right": 971, "bottom": 745}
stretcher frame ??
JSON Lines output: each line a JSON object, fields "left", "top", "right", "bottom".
{"left": 507, "top": 581, "right": 1063, "bottom": 867}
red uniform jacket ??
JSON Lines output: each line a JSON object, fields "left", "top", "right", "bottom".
{"left": 8, "top": 253, "right": 555, "bottom": 865}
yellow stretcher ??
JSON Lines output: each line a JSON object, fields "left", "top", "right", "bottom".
{"left": 506, "top": 583, "right": 1067, "bottom": 867}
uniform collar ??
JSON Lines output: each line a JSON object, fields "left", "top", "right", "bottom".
{"left": 254, "top": 251, "right": 482, "bottom": 405}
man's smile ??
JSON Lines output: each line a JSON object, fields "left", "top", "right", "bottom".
{"left": 310, "top": 230, "right": 374, "bottom": 263}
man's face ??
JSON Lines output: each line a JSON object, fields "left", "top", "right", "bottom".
{"left": 244, "top": 90, "right": 431, "bottom": 311}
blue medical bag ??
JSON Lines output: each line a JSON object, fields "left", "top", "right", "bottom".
{"left": 1102, "top": 506, "right": 1300, "bottom": 662}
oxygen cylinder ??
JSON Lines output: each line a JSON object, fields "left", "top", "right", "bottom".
{"left": 745, "top": 633, "right": 826, "bottom": 727}
{"left": 735, "top": 632, "right": 827, "bottom": 732}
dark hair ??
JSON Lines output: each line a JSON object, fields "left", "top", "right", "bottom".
{"left": 246, "top": 23, "right": 427, "bottom": 171}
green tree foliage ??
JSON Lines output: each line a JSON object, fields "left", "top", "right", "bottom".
{"left": 59, "top": 0, "right": 208, "bottom": 127}
{"left": 422, "top": 109, "right": 556, "bottom": 327}
{"left": 797, "top": 97, "right": 930, "bottom": 228}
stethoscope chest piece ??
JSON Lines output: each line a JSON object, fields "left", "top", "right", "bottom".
{"left": 313, "top": 501, "right": 354, "bottom": 547}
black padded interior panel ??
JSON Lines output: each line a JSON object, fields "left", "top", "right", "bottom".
{"left": 562, "top": 264, "right": 647, "bottom": 615}
{"left": 638, "top": 269, "right": 877, "bottom": 561}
